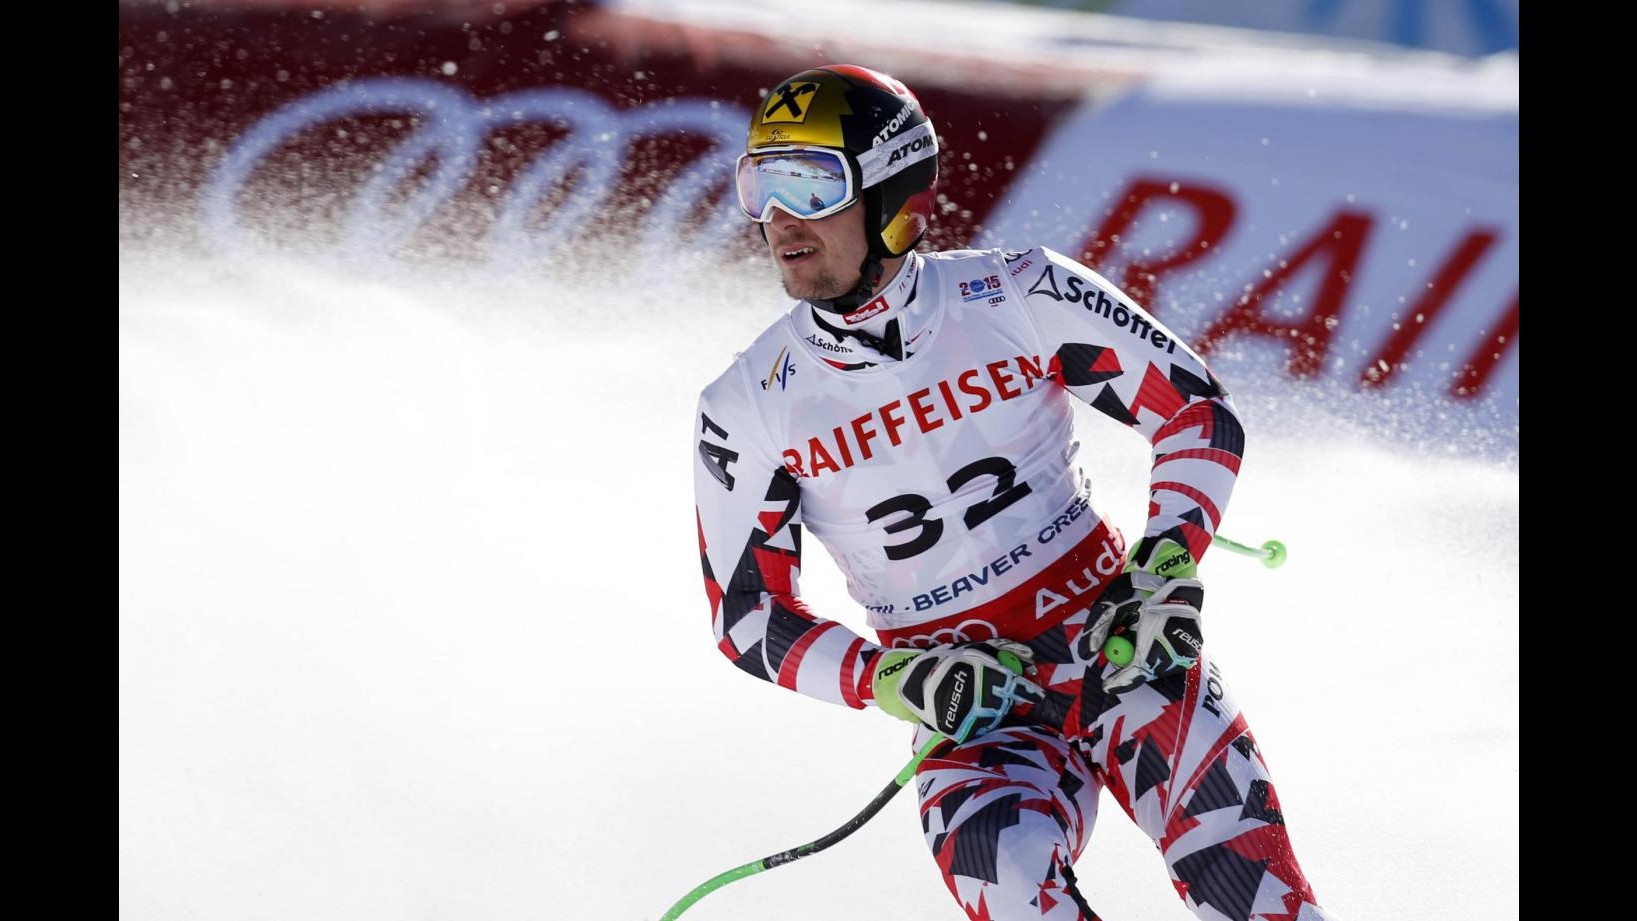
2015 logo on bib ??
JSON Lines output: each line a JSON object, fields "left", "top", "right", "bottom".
{"left": 960, "top": 275, "right": 1004, "bottom": 304}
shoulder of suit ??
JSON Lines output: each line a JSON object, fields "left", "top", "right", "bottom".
{"left": 698, "top": 308, "right": 805, "bottom": 399}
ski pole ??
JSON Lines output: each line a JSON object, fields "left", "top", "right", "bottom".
{"left": 1211, "top": 532, "right": 1287, "bottom": 568}
{"left": 658, "top": 734, "right": 949, "bottom": 920}
{"left": 1103, "top": 532, "right": 1290, "bottom": 664}
{"left": 661, "top": 536, "right": 1283, "bottom": 917}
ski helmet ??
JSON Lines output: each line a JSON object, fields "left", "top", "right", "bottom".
{"left": 740, "top": 64, "right": 940, "bottom": 261}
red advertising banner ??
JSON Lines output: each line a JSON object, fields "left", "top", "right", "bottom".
{"left": 119, "top": 0, "right": 1517, "bottom": 456}
{"left": 119, "top": 0, "right": 1078, "bottom": 257}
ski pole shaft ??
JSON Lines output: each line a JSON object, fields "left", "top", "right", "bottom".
{"left": 658, "top": 735, "right": 947, "bottom": 920}
{"left": 1103, "top": 533, "right": 1288, "bottom": 664}
{"left": 659, "top": 532, "right": 1292, "bottom": 919}
{"left": 1211, "top": 532, "right": 1287, "bottom": 568}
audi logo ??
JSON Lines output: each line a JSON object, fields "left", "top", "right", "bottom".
{"left": 888, "top": 620, "right": 1001, "bottom": 649}
{"left": 199, "top": 77, "right": 749, "bottom": 271}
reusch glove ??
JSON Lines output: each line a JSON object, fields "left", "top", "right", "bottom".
{"left": 869, "top": 640, "right": 1044, "bottom": 743}
{"left": 1079, "top": 537, "right": 1205, "bottom": 694}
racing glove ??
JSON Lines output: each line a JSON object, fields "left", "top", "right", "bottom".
{"left": 868, "top": 640, "right": 1044, "bottom": 743}
{"left": 1080, "top": 537, "right": 1205, "bottom": 694}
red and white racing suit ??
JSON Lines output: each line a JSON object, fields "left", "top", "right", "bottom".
{"left": 694, "top": 246, "right": 1335, "bottom": 921}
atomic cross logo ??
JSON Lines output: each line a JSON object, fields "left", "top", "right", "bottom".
{"left": 763, "top": 82, "right": 819, "bottom": 123}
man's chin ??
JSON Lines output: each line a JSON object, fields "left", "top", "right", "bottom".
{"left": 781, "top": 269, "right": 849, "bottom": 301}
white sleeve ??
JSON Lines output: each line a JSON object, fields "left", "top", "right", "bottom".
{"left": 693, "top": 364, "right": 881, "bottom": 709}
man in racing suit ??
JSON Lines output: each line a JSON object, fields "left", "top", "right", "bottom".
{"left": 693, "top": 64, "right": 1338, "bottom": 921}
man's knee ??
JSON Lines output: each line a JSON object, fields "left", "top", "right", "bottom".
{"left": 931, "top": 811, "right": 1089, "bottom": 920}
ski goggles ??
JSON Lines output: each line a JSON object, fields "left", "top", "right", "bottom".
{"left": 734, "top": 145, "right": 859, "bottom": 222}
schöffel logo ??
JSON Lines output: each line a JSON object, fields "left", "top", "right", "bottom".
{"left": 762, "top": 347, "right": 796, "bottom": 391}
{"left": 199, "top": 78, "right": 748, "bottom": 268}
{"left": 1028, "top": 265, "right": 1178, "bottom": 354}
{"left": 805, "top": 334, "right": 854, "bottom": 354}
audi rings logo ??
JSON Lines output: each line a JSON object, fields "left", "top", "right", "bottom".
{"left": 888, "top": 620, "right": 1001, "bottom": 649}
{"left": 199, "top": 77, "right": 750, "bottom": 269}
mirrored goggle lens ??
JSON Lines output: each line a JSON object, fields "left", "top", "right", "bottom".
{"left": 735, "top": 148, "right": 856, "bottom": 222}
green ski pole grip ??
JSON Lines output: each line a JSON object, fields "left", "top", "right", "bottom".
{"left": 1211, "top": 533, "right": 1287, "bottom": 568}
{"left": 1100, "top": 533, "right": 1288, "bottom": 659}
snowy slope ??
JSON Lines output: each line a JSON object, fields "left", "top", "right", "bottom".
{"left": 120, "top": 245, "right": 1517, "bottom": 920}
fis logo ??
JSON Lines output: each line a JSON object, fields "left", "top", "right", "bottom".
{"left": 762, "top": 347, "right": 796, "bottom": 391}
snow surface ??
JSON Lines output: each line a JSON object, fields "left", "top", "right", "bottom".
{"left": 119, "top": 236, "right": 1517, "bottom": 919}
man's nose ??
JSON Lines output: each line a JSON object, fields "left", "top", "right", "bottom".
{"left": 768, "top": 206, "right": 805, "bottom": 234}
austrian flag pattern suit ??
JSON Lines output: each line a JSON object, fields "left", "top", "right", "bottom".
{"left": 694, "top": 246, "right": 1330, "bottom": 921}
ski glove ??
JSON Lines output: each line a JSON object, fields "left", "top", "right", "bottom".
{"left": 869, "top": 640, "right": 1044, "bottom": 743}
{"left": 1080, "top": 537, "right": 1206, "bottom": 694}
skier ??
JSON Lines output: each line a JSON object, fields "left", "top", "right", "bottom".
{"left": 693, "top": 63, "right": 1340, "bottom": 920}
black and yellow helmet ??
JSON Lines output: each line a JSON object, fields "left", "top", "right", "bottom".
{"left": 740, "top": 64, "right": 939, "bottom": 260}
